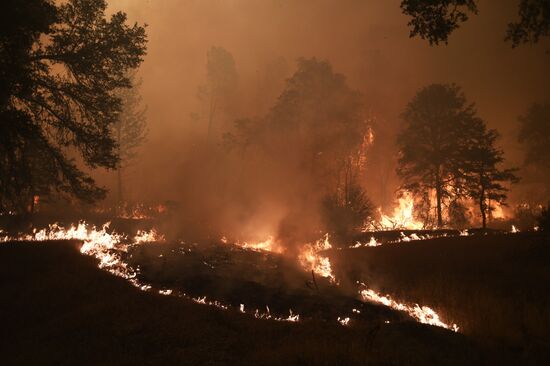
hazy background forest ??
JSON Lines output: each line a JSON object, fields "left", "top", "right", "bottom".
{"left": 89, "top": 0, "right": 549, "bottom": 239}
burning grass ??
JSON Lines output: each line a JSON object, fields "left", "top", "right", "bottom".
{"left": 329, "top": 232, "right": 550, "bottom": 363}
{"left": 2, "top": 219, "right": 548, "bottom": 364}
{"left": 0, "top": 239, "right": 485, "bottom": 366}
{"left": 3, "top": 221, "right": 455, "bottom": 329}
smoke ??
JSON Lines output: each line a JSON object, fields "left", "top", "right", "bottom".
{"left": 96, "top": 0, "right": 550, "bottom": 245}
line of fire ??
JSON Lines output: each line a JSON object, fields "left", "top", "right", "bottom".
{"left": 1, "top": 1, "right": 549, "bottom": 365}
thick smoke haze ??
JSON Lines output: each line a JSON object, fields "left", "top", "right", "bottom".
{"left": 98, "top": 0, "right": 549, "bottom": 240}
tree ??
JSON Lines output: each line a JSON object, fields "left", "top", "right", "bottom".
{"left": 517, "top": 102, "right": 550, "bottom": 204}
{"left": 506, "top": 0, "right": 550, "bottom": 47}
{"left": 400, "top": 0, "right": 478, "bottom": 45}
{"left": 397, "top": 84, "right": 478, "bottom": 227}
{"left": 198, "top": 46, "right": 238, "bottom": 140}
{"left": 0, "top": 0, "right": 147, "bottom": 213}
{"left": 400, "top": 0, "right": 549, "bottom": 46}
{"left": 464, "top": 122, "right": 519, "bottom": 229}
{"left": 518, "top": 103, "right": 550, "bottom": 171}
{"left": 268, "top": 58, "right": 368, "bottom": 189}
{"left": 114, "top": 74, "right": 148, "bottom": 203}
{"left": 322, "top": 183, "right": 373, "bottom": 240}
{"left": 224, "top": 58, "right": 373, "bottom": 234}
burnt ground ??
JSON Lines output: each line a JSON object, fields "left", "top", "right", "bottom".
{"left": 329, "top": 232, "right": 550, "bottom": 365}
{"left": 125, "top": 241, "right": 408, "bottom": 324}
{"left": 1, "top": 227, "right": 548, "bottom": 365}
{"left": 1, "top": 240, "right": 486, "bottom": 366}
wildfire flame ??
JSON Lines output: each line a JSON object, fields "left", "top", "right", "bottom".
{"left": 365, "top": 192, "right": 424, "bottom": 231}
{"left": 234, "top": 236, "right": 284, "bottom": 253}
{"left": 2, "top": 222, "right": 461, "bottom": 331}
{"left": 2, "top": 222, "right": 301, "bottom": 323}
{"left": 298, "top": 233, "right": 335, "bottom": 282}
{"left": 359, "top": 284, "right": 459, "bottom": 332}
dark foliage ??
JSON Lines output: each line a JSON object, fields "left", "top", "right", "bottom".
{"left": 400, "top": 0, "right": 478, "bottom": 45}
{"left": 400, "top": 0, "right": 549, "bottom": 46}
{"left": 397, "top": 83, "right": 478, "bottom": 227}
{"left": 507, "top": 0, "right": 550, "bottom": 46}
{"left": 322, "top": 184, "right": 373, "bottom": 241}
{"left": 398, "top": 83, "right": 517, "bottom": 228}
{"left": 463, "top": 121, "right": 519, "bottom": 228}
{"left": 0, "top": 0, "right": 147, "bottom": 213}
{"left": 518, "top": 103, "right": 550, "bottom": 170}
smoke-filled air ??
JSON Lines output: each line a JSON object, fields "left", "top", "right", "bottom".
{"left": 1, "top": 1, "right": 549, "bottom": 365}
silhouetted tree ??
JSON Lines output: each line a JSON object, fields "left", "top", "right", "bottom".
{"left": 397, "top": 84, "right": 478, "bottom": 227}
{"left": 518, "top": 103, "right": 550, "bottom": 171}
{"left": 198, "top": 46, "right": 238, "bottom": 140}
{"left": 269, "top": 58, "right": 368, "bottom": 188}
{"left": 0, "top": 0, "right": 147, "bottom": 213}
{"left": 224, "top": 58, "right": 372, "bottom": 233}
{"left": 464, "top": 122, "right": 519, "bottom": 229}
{"left": 506, "top": 0, "right": 550, "bottom": 47}
{"left": 270, "top": 58, "right": 372, "bottom": 233}
{"left": 400, "top": 0, "right": 478, "bottom": 45}
{"left": 517, "top": 102, "right": 550, "bottom": 204}
{"left": 114, "top": 73, "right": 148, "bottom": 203}
{"left": 401, "top": 0, "right": 549, "bottom": 46}
{"left": 322, "top": 183, "right": 373, "bottom": 240}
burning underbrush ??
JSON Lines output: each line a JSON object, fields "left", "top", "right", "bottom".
{"left": 1, "top": 220, "right": 465, "bottom": 332}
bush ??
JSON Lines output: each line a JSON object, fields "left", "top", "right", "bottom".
{"left": 322, "top": 184, "right": 373, "bottom": 242}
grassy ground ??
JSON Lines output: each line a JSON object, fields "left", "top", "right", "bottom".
{"left": 1, "top": 240, "right": 486, "bottom": 366}
{"left": 329, "top": 232, "right": 550, "bottom": 364}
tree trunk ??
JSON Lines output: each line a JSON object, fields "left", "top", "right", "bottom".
{"left": 435, "top": 171, "right": 443, "bottom": 228}
{"left": 29, "top": 195, "right": 35, "bottom": 214}
{"left": 480, "top": 187, "right": 486, "bottom": 229}
{"left": 116, "top": 120, "right": 123, "bottom": 204}
{"left": 207, "top": 86, "right": 218, "bottom": 141}
{"left": 117, "top": 167, "right": 123, "bottom": 204}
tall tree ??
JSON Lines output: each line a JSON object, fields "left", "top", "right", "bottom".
{"left": 198, "top": 46, "right": 238, "bottom": 140}
{"left": 224, "top": 58, "right": 373, "bottom": 235}
{"left": 518, "top": 103, "right": 550, "bottom": 171}
{"left": 517, "top": 102, "right": 550, "bottom": 203}
{"left": 464, "top": 122, "right": 519, "bottom": 229}
{"left": 397, "top": 83, "right": 478, "bottom": 227}
{"left": 400, "top": 0, "right": 549, "bottom": 46}
{"left": 268, "top": 58, "right": 369, "bottom": 197}
{"left": 0, "top": 0, "right": 147, "bottom": 213}
{"left": 114, "top": 74, "right": 148, "bottom": 203}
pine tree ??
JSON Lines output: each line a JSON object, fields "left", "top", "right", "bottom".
{"left": 397, "top": 84, "right": 478, "bottom": 227}
{"left": 114, "top": 74, "right": 148, "bottom": 203}
{"left": 464, "top": 121, "right": 519, "bottom": 228}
